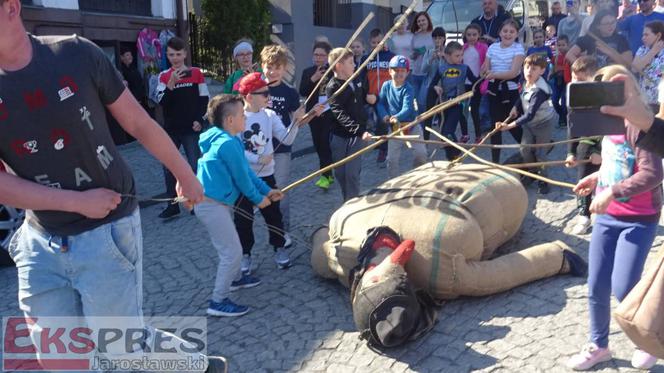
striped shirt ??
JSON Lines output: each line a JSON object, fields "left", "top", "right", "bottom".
{"left": 486, "top": 42, "right": 524, "bottom": 90}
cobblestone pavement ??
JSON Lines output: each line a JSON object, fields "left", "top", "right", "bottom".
{"left": 1, "top": 123, "right": 664, "bottom": 373}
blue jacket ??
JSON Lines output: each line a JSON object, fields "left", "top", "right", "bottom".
{"left": 197, "top": 126, "right": 270, "bottom": 205}
{"left": 376, "top": 80, "right": 417, "bottom": 123}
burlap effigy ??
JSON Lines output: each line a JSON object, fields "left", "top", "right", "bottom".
{"left": 311, "top": 162, "right": 572, "bottom": 299}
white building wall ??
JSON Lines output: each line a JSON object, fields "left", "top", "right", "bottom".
{"left": 152, "top": 0, "right": 178, "bottom": 19}
{"left": 31, "top": 0, "right": 180, "bottom": 18}
{"left": 36, "top": 0, "right": 79, "bottom": 10}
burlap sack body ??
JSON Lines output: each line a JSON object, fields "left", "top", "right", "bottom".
{"left": 319, "top": 162, "right": 528, "bottom": 299}
{"left": 614, "top": 249, "right": 664, "bottom": 359}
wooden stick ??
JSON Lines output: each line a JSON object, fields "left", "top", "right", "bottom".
{"left": 302, "top": 12, "right": 375, "bottom": 109}
{"left": 505, "top": 159, "right": 592, "bottom": 169}
{"left": 299, "top": 0, "right": 418, "bottom": 123}
{"left": 282, "top": 91, "right": 473, "bottom": 193}
{"left": 448, "top": 127, "right": 499, "bottom": 168}
{"left": 380, "top": 135, "right": 601, "bottom": 149}
{"left": 426, "top": 127, "right": 577, "bottom": 189}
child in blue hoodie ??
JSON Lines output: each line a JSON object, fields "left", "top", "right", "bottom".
{"left": 377, "top": 55, "right": 428, "bottom": 178}
{"left": 195, "top": 94, "right": 282, "bottom": 317}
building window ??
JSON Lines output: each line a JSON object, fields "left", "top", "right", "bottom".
{"left": 78, "top": 0, "right": 151, "bottom": 17}
{"left": 313, "top": 0, "right": 352, "bottom": 29}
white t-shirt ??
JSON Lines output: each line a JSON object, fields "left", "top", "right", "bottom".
{"left": 486, "top": 42, "right": 525, "bottom": 90}
{"left": 463, "top": 46, "right": 481, "bottom": 85}
{"left": 390, "top": 32, "right": 414, "bottom": 60}
{"left": 579, "top": 14, "right": 595, "bottom": 36}
{"left": 656, "top": 5, "right": 664, "bottom": 13}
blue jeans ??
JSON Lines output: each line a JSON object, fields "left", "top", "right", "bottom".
{"left": 8, "top": 209, "right": 207, "bottom": 371}
{"left": 410, "top": 74, "right": 426, "bottom": 113}
{"left": 164, "top": 131, "right": 200, "bottom": 198}
{"left": 10, "top": 209, "right": 144, "bottom": 317}
{"left": 479, "top": 95, "right": 492, "bottom": 133}
{"left": 587, "top": 214, "right": 658, "bottom": 348}
{"left": 551, "top": 77, "right": 567, "bottom": 124}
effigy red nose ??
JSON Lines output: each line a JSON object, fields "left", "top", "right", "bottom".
{"left": 390, "top": 240, "right": 415, "bottom": 266}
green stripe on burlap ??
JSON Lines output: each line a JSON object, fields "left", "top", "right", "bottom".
{"left": 429, "top": 173, "right": 510, "bottom": 293}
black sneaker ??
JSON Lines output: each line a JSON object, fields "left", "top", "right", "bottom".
{"left": 537, "top": 181, "right": 550, "bottom": 195}
{"left": 158, "top": 203, "right": 180, "bottom": 219}
{"left": 205, "top": 356, "right": 228, "bottom": 373}
{"left": 519, "top": 174, "right": 534, "bottom": 187}
{"left": 562, "top": 249, "right": 588, "bottom": 277}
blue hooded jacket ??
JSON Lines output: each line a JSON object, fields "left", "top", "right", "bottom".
{"left": 197, "top": 126, "right": 270, "bottom": 206}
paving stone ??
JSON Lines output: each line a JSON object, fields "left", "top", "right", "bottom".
{"left": 3, "top": 126, "right": 664, "bottom": 372}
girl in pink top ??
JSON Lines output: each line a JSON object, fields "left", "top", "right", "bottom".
{"left": 569, "top": 67, "right": 663, "bottom": 371}
{"left": 462, "top": 24, "right": 489, "bottom": 141}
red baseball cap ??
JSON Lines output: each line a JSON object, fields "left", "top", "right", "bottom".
{"left": 235, "top": 72, "right": 268, "bottom": 95}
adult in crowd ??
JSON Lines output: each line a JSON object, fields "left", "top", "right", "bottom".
{"left": 581, "top": 0, "right": 619, "bottom": 36}
{"left": 558, "top": 0, "right": 587, "bottom": 45}
{"left": 618, "top": 0, "right": 637, "bottom": 19}
{"left": 567, "top": 9, "right": 633, "bottom": 68}
{"left": 600, "top": 74, "right": 664, "bottom": 157}
{"left": 657, "top": 0, "right": 664, "bottom": 13}
{"left": 631, "top": 20, "right": 664, "bottom": 111}
{"left": 471, "top": 0, "right": 513, "bottom": 45}
{"left": 618, "top": 0, "right": 664, "bottom": 54}
{"left": 544, "top": 1, "right": 567, "bottom": 33}
{"left": 299, "top": 41, "right": 335, "bottom": 189}
{"left": 410, "top": 11, "right": 434, "bottom": 112}
{"left": 119, "top": 48, "right": 147, "bottom": 109}
{"left": 389, "top": 14, "right": 414, "bottom": 63}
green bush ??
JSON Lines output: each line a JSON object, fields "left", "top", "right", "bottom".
{"left": 198, "top": 0, "right": 271, "bottom": 80}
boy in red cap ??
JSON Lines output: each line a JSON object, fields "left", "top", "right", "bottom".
{"left": 235, "top": 72, "right": 304, "bottom": 272}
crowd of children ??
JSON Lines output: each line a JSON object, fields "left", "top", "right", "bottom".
{"left": 154, "top": 8, "right": 664, "bottom": 371}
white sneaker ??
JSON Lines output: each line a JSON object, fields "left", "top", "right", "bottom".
{"left": 274, "top": 247, "right": 291, "bottom": 269}
{"left": 571, "top": 215, "right": 592, "bottom": 235}
{"left": 632, "top": 349, "right": 657, "bottom": 370}
{"left": 284, "top": 233, "right": 293, "bottom": 249}
{"left": 566, "top": 343, "right": 612, "bottom": 371}
{"left": 240, "top": 254, "right": 252, "bottom": 275}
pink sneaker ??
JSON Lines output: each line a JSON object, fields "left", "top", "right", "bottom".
{"left": 459, "top": 135, "right": 470, "bottom": 143}
{"left": 632, "top": 349, "right": 657, "bottom": 370}
{"left": 566, "top": 344, "right": 612, "bottom": 371}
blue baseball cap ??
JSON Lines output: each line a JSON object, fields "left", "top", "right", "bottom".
{"left": 389, "top": 55, "right": 410, "bottom": 70}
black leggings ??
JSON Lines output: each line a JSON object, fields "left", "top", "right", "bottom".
{"left": 234, "top": 175, "right": 285, "bottom": 254}
{"left": 466, "top": 84, "right": 483, "bottom": 137}
{"left": 309, "top": 112, "right": 333, "bottom": 178}
{"left": 489, "top": 89, "right": 523, "bottom": 163}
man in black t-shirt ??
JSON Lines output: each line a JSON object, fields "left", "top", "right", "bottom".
{"left": 0, "top": 1, "right": 224, "bottom": 371}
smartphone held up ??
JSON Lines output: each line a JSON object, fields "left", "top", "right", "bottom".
{"left": 567, "top": 81, "right": 625, "bottom": 137}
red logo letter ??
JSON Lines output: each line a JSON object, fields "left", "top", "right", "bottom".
{"left": 40, "top": 327, "right": 66, "bottom": 353}
{"left": 59, "top": 76, "right": 79, "bottom": 93}
{"left": 23, "top": 89, "right": 47, "bottom": 111}
{"left": 69, "top": 327, "right": 95, "bottom": 354}
{"left": 4, "top": 317, "right": 37, "bottom": 353}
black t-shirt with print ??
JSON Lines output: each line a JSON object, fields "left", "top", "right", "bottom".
{"left": 0, "top": 35, "right": 136, "bottom": 236}
{"left": 268, "top": 82, "right": 300, "bottom": 154}
{"left": 575, "top": 33, "right": 630, "bottom": 68}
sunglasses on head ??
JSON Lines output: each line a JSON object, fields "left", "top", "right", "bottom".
{"left": 250, "top": 90, "right": 270, "bottom": 97}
